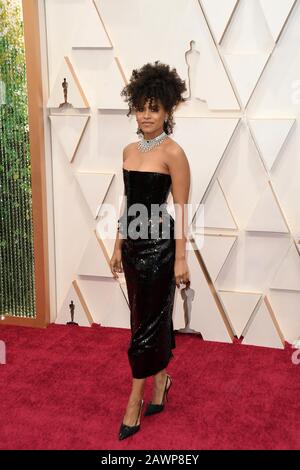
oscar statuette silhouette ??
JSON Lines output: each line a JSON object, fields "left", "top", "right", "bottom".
{"left": 176, "top": 286, "right": 202, "bottom": 337}
{"left": 67, "top": 300, "right": 78, "bottom": 326}
{"left": 59, "top": 77, "right": 73, "bottom": 109}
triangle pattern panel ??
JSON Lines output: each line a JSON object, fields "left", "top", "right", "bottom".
{"left": 201, "top": 179, "right": 238, "bottom": 229}
{"left": 219, "top": 290, "right": 262, "bottom": 337}
{"left": 245, "top": 182, "right": 290, "bottom": 233}
{"left": 77, "top": 232, "right": 113, "bottom": 278}
{"left": 270, "top": 241, "right": 300, "bottom": 291}
{"left": 193, "top": 0, "right": 240, "bottom": 110}
{"left": 100, "top": 283, "right": 131, "bottom": 328}
{"left": 221, "top": 0, "right": 274, "bottom": 52}
{"left": 259, "top": 0, "right": 297, "bottom": 42}
{"left": 56, "top": 282, "right": 93, "bottom": 327}
{"left": 78, "top": 277, "right": 130, "bottom": 328}
{"left": 200, "top": 0, "right": 239, "bottom": 44}
{"left": 242, "top": 297, "right": 285, "bottom": 349}
{"left": 173, "top": 240, "right": 234, "bottom": 343}
{"left": 49, "top": 115, "right": 90, "bottom": 163}
{"left": 193, "top": 41, "right": 240, "bottom": 110}
{"left": 173, "top": 117, "right": 239, "bottom": 225}
{"left": 248, "top": 118, "right": 295, "bottom": 171}
{"left": 220, "top": 0, "right": 275, "bottom": 108}
{"left": 71, "top": 50, "right": 127, "bottom": 109}
{"left": 223, "top": 52, "right": 270, "bottom": 108}
{"left": 268, "top": 290, "right": 300, "bottom": 345}
{"left": 72, "top": 0, "right": 112, "bottom": 49}
{"left": 47, "top": 56, "right": 89, "bottom": 109}
{"left": 194, "top": 234, "right": 237, "bottom": 282}
{"left": 76, "top": 171, "right": 114, "bottom": 219}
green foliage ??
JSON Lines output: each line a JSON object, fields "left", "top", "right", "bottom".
{"left": 0, "top": 0, "right": 36, "bottom": 317}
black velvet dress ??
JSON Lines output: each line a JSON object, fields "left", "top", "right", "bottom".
{"left": 119, "top": 168, "right": 176, "bottom": 379}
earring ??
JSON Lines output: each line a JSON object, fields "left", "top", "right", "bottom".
{"left": 164, "top": 116, "right": 168, "bottom": 123}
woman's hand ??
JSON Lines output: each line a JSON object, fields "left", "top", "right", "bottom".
{"left": 110, "top": 248, "right": 123, "bottom": 279}
{"left": 174, "top": 257, "right": 190, "bottom": 289}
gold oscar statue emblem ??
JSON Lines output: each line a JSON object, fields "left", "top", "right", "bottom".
{"left": 59, "top": 77, "right": 73, "bottom": 109}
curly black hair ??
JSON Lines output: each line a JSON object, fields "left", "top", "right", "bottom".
{"left": 120, "top": 60, "right": 187, "bottom": 135}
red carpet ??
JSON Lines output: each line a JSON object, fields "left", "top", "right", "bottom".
{"left": 0, "top": 323, "right": 299, "bottom": 450}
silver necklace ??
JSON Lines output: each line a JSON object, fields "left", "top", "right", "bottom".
{"left": 138, "top": 130, "right": 168, "bottom": 152}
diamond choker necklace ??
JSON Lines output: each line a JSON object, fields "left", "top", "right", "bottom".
{"left": 138, "top": 130, "right": 168, "bottom": 152}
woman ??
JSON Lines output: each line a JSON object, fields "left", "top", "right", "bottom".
{"left": 110, "top": 61, "right": 191, "bottom": 440}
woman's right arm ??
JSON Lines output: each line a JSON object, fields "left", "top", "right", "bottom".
{"left": 113, "top": 196, "right": 125, "bottom": 252}
{"left": 110, "top": 218, "right": 124, "bottom": 278}
{"left": 113, "top": 144, "right": 129, "bottom": 250}
{"left": 110, "top": 146, "right": 129, "bottom": 276}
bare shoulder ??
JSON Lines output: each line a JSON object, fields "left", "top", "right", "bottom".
{"left": 165, "top": 138, "right": 190, "bottom": 173}
{"left": 122, "top": 142, "right": 136, "bottom": 162}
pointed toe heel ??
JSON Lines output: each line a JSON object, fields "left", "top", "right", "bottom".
{"left": 144, "top": 402, "right": 164, "bottom": 416}
{"left": 118, "top": 399, "right": 144, "bottom": 441}
{"left": 144, "top": 374, "right": 172, "bottom": 417}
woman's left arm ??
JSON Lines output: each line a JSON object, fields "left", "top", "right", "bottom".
{"left": 168, "top": 146, "right": 191, "bottom": 288}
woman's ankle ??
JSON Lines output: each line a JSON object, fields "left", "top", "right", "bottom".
{"left": 128, "top": 394, "right": 143, "bottom": 404}
{"left": 154, "top": 371, "right": 167, "bottom": 386}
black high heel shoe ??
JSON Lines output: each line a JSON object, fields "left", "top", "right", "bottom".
{"left": 118, "top": 399, "right": 144, "bottom": 441}
{"left": 144, "top": 374, "right": 172, "bottom": 416}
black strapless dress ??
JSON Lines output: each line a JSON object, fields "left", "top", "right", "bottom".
{"left": 119, "top": 169, "right": 176, "bottom": 379}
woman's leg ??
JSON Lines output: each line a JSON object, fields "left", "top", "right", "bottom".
{"left": 122, "top": 377, "right": 146, "bottom": 426}
{"left": 151, "top": 368, "right": 168, "bottom": 404}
